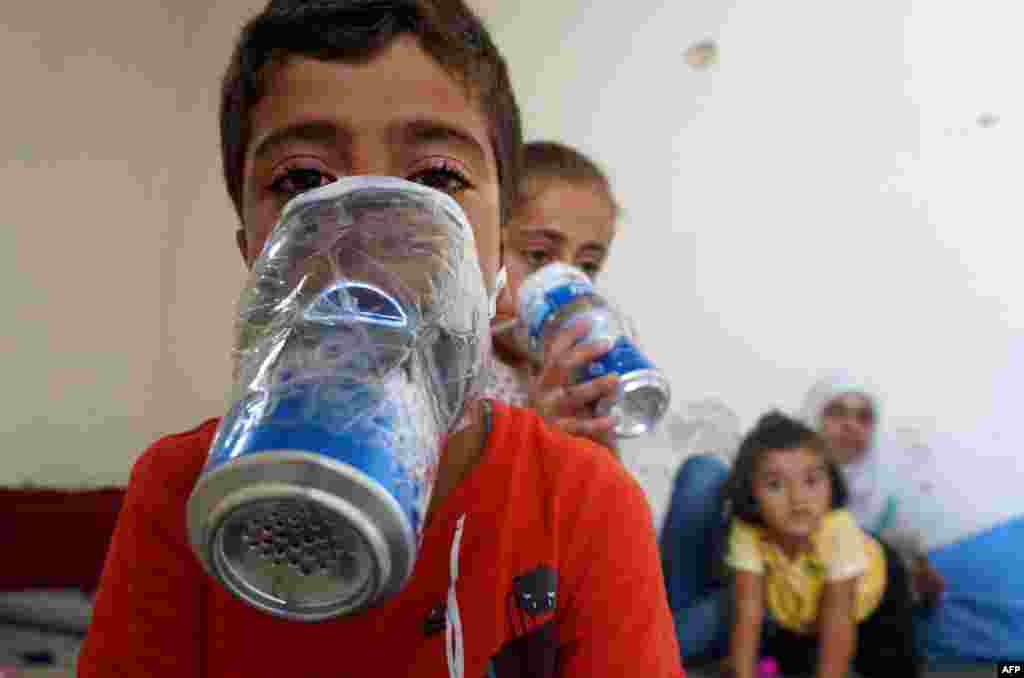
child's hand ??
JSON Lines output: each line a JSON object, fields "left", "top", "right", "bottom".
{"left": 528, "top": 318, "right": 620, "bottom": 449}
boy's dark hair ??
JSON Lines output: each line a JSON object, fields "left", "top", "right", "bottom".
{"left": 517, "top": 141, "right": 619, "bottom": 217}
{"left": 724, "top": 410, "right": 848, "bottom": 526}
{"left": 220, "top": 0, "right": 523, "bottom": 223}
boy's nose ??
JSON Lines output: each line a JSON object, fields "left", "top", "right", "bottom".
{"left": 346, "top": 138, "right": 398, "bottom": 178}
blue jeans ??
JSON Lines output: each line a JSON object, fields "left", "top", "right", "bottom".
{"left": 660, "top": 454, "right": 732, "bottom": 661}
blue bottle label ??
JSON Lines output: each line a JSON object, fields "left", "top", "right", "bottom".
{"left": 580, "top": 336, "right": 653, "bottom": 381}
{"left": 205, "top": 382, "right": 424, "bottom": 535}
{"left": 525, "top": 280, "right": 594, "bottom": 341}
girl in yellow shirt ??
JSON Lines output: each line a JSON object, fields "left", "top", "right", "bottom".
{"left": 722, "top": 412, "right": 921, "bottom": 678}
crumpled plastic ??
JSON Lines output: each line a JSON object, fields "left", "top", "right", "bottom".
{"left": 206, "top": 176, "right": 491, "bottom": 536}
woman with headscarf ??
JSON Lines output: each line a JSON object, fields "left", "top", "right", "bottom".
{"left": 801, "top": 371, "right": 945, "bottom": 605}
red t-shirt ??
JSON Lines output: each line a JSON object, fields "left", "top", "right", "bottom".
{"left": 79, "top": 401, "right": 683, "bottom": 677}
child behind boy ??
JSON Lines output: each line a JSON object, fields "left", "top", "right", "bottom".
{"left": 722, "top": 412, "right": 920, "bottom": 678}
{"left": 486, "top": 140, "right": 623, "bottom": 448}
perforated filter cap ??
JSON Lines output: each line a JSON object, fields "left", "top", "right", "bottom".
{"left": 210, "top": 495, "right": 382, "bottom": 620}
{"left": 188, "top": 452, "right": 418, "bottom": 622}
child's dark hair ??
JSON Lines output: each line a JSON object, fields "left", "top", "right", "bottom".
{"left": 724, "top": 411, "right": 848, "bottom": 526}
{"left": 517, "top": 141, "right": 619, "bottom": 218}
{"left": 220, "top": 0, "right": 523, "bottom": 223}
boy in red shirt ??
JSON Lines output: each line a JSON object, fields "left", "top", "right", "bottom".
{"left": 77, "top": 1, "right": 684, "bottom": 676}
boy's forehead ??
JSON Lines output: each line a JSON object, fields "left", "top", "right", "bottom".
{"left": 245, "top": 37, "right": 495, "bottom": 168}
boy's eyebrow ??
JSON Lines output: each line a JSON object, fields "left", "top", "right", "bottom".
{"left": 252, "top": 121, "right": 342, "bottom": 161}
{"left": 251, "top": 118, "right": 489, "bottom": 171}
{"left": 395, "top": 118, "right": 488, "bottom": 170}
{"left": 577, "top": 242, "right": 607, "bottom": 257}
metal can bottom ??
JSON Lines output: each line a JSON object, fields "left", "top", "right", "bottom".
{"left": 595, "top": 368, "right": 671, "bottom": 438}
{"left": 186, "top": 451, "right": 417, "bottom": 622}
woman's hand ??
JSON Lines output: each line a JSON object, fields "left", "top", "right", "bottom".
{"left": 528, "top": 317, "right": 620, "bottom": 450}
{"left": 717, "top": 658, "right": 738, "bottom": 678}
{"left": 912, "top": 557, "right": 945, "bottom": 606}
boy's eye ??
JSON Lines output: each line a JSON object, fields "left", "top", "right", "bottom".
{"left": 409, "top": 165, "right": 470, "bottom": 195}
{"left": 579, "top": 261, "right": 600, "bottom": 277}
{"left": 765, "top": 479, "right": 783, "bottom": 492}
{"left": 270, "top": 168, "right": 336, "bottom": 198}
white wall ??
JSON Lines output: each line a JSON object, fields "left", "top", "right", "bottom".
{"left": 1, "top": 1, "right": 262, "bottom": 485}
{"left": 487, "top": 0, "right": 1024, "bottom": 435}
{"left": 3, "top": 0, "right": 1021, "bottom": 489}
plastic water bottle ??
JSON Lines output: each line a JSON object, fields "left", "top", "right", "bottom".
{"left": 518, "top": 262, "right": 671, "bottom": 437}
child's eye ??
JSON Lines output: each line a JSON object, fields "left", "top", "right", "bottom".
{"left": 579, "top": 261, "right": 600, "bottom": 277}
{"left": 409, "top": 162, "right": 471, "bottom": 195}
{"left": 766, "top": 479, "right": 783, "bottom": 491}
{"left": 524, "top": 249, "right": 552, "bottom": 270}
{"left": 269, "top": 167, "right": 337, "bottom": 198}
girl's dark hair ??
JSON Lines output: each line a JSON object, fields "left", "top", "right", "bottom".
{"left": 220, "top": 0, "right": 523, "bottom": 223}
{"left": 723, "top": 411, "right": 848, "bottom": 527}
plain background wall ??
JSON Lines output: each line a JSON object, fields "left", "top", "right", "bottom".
{"left": 1, "top": 0, "right": 263, "bottom": 485}
{"left": 2, "top": 0, "right": 1021, "bottom": 488}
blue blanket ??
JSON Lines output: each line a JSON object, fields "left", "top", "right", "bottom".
{"left": 921, "top": 516, "right": 1024, "bottom": 660}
